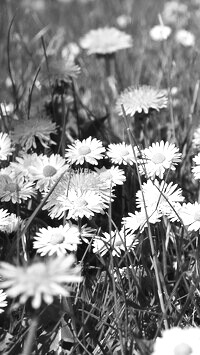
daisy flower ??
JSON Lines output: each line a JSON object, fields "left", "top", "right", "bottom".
{"left": 0, "top": 132, "right": 13, "bottom": 160}
{"left": 152, "top": 327, "right": 200, "bottom": 355}
{"left": 79, "top": 27, "right": 133, "bottom": 55}
{"left": 178, "top": 202, "right": 200, "bottom": 231}
{"left": 175, "top": 29, "right": 195, "bottom": 47}
{"left": 93, "top": 228, "right": 138, "bottom": 257}
{"left": 10, "top": 153, "right": 39, "bottom": 179}
{"left": 0, "top": 255, "right": 82, "bottom": 309}
{"left": 136, "top": 179, "right": 184, "bottom": 218}
{"left": 0, "top": 213, "right": 23, "bottom": 234}
{"left": 0, "top": 175, "right": 35, "bottom": 204}
{"left": 0, "top": 289, "right": 7, "bottom": 313}
{"left": 149, "top": 25, "right": 172, "bottom": 41}
{"left": 65, "top": 136, "right": 105, "bottom": 165}
{"left": 11, "top": 118, "right": 57, "bottom": 151}
{"left": 192, "top": 153, "right": 200, "bottom": 180}
{"left": 116, "top": 85, "right": 168, "bottom": 117}
{"left": 94, "top": 166, "right": 126, "bottom": 186}
{"left": 138, "top": 141, "right": 182, "bottom": 179}
{"left": 106, "top": 142, "right": 138, "bottom": 165}
{"left": 33, "top": 224, "right": 81, "bottom": 256}
{"left": 123, "top": 209, "right": 161, "bottom": 233}
{"left": 0, "top": 208, "right": 10, "bottom": 231}
{"left": 28, "top": 154, "right": 69, "bottom": 192}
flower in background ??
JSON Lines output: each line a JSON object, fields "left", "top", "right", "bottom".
{"left": 149, "top": 25, "right": 172, "bottom": 41}
{"left": 33, "top": 224, "right": 81, "bottom": 256}
{"left": 0, "top": 209, "right": 11, "bottom": 231}
{"left": 0, "top": 289, "right": 7, "bottom": 313}
{"left": 94, "top": 166, "right": 126, "bottom": 186}
{"left": 44, "top": 58, "right": 81, "bottom": 82}
{"left": 106, "top": 142, "right": 138, "bottom": 165}
{"left": 123, "top": 209, "right": 161, "bottom": 232}
{"left": 162, "top": 1, "right": 188, "bottom": 26}
{"left": 0, "top": 132, "right": 13, "bottom": 160}
{"left": 80, "top": 27, "right": 133, "bottom": 55}
{"left": 192, "top": 126, "right": 200, "bottom": 149}
{"left": 0, "top": 175, "right": 35, "bottom": 204}
{"left": 93, "top": 227, "right": 138, "bottom": 256}
{"left": 0, "top": 102, "right": 14, "bottom": 117}
{"left": 178, "top": 202, "right": 200, "bottom": 231}
{"left": 21, "top": 0, "right": 46, "bottom": 11}
{"left": 0, "top": 255, "right": 82, "bottom": 309}
{"left": 11, "top": 118, "right": 57, "bottom": 151}
{"left": 116, "top": 86, "right": 168, "bottom": 117}
{"left": 65, "top": 136, "right": 106, "bottom": 165}
{"left": 152, "top": 327, "right": 200, "bottom": 355}
{"left": 116, "top": 14, "right": 131, "bottom": 29}
{"left": 192, "top": 153, "right": 200, "bottom": 179}
{"left": 28, "top": 154, "right": 69, "bottom": 192}
{"left": 61, "top": 42, "right": 80, "bottom": 62}
{"left": 138, "top": 141, "right": 182, "bottom": 179}
{"left": 175, "top": 29, "right": 195, "bottom": 47}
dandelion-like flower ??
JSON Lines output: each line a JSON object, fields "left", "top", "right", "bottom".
{"left": 0, "top": 289, "right": 7, "bottom": 313}
{"left": 0, "top": 213, "right": 23, "bottom": 234}
{"left": 152, "top": 327, "right": 200, "bottom": 355}
{"left": 0, "top": 255, "right": 82, "bottom": 309}
{"left": 116, "top": 85, "right": 168, "bottom": 117}
{"left": 123, "top": 209, "right": 161, "bottom": 233}
{"left": 93, "top": 228, "right": 138, "bottom": 256}
{"left": 178, "top": 202, "right": 200, "bottom": 231}
{"left": 65, "top": 136, "right": 105, "bottom": 165}
{"left": 192, "top": 153, "right": 200, "bottom": 180}
{"left": 106, "top": 142, "right": 138, "bottom": 165}
{"left": 94, "top": 166, "right": 126, "bottom": 186}
{"left": 28, "top": 154, "right": 69, "bottom": 192}
{"left": 11, "top": 118, "right": 57, "bottom": 151}
{"left": 149, "top": 25, "right": 172, "bottom": 41}
{"left": 0, "top": 175, "right": 35, "bottom": 204}
{"left": 0, "top": 208, "right": 10, "bottom": 231}
{"left": 162, "top": 1, "right": 188, "bottom": 26}
{"left": 44, "top": 58, "right": 81, "bottom": 82}
{"left": 80, "top": 27, "right": 133, "bottom": 55}
{"left": 33, "top": 224, "right": 81, "bottom": 256}
{"left": 10, "top": 153, "right": 40, "bottom": 179}
{"left": 138, "top": 141, "right": 182, "bottom": 179}
{"left": 0, "top": 132, "right": 13, "bottom": 160}
{"left": 175, "top": 29, "right": 195, "bottom": 47}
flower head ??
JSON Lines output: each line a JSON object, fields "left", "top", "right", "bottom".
{"left": 149, "top": 25, "right": 172, "bottom": 41}
{"left": 178, "top": 202, "right": 200, "bottom": 231}
{"left": 0, "top": 289, "right": 7, "bottom": 313}
{"left": 192, "top": 153, "right": 200, "bottom": 180}
{"left": 123, "top": 209, "right": 161, "bottom": 233}
{"left": 116, "top": 86, "right": 168, "bottom": 117}
{"left": 65, "top": 136, "right": 105, "bottom": 165}
{"left": 0, "top": 213, "right": 23, "bottom": 234}
{"left": 0, "top": 208, "right": 11, "bottom": 231}
{"left": 106, "top": 142, "right": 138, "bottom": 165}
{"left": 152, "top": 327, "right": 200, "bottom": 355}
{"left": 0, "top": 132, "right": 13, "bottom": 160}
{"left": 11, "top": 118, "right": 57, "bottom": 151}
{"left": 0, "top": 175, "right": 35, "bottom": 204}
{"left": 139, "top": 141, "right": 182, "bottom": 179}
{"left": 94, "top": 166, "right": 126, "bottom": 186}
{"left": 162, "top": 1, "right": 188, "bottom": 26}
{"left": 33, "top": 224, "right": 81, "bottom": 256}
{"left": 80, "top": 27, "right": 133, "bottom": 55}
{"left": 43, "top": 58, "right": 81, "bottom": 82}
{"left": 0, "top": 255, "right": 82, "bottom": 309}
{"left": 175, "top": 29, "right": 195, "bottom": 47}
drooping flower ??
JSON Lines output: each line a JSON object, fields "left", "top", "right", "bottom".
{"left": 175, "top": 29, "right": 195, "bottom": 47}
{"left": 80, "top": 27, "right": 133, "bottom": 55}
{"left": 33, "top": 224, "right": 81, "bottom": 256}
{"left": 11, "top": 118, "right": 57, "bottom": 151}
{"left": 138, "top": 141, "right": 182, "bottom": 179}
{"left": 65, "top": 136, "right": 105, "bottom": 165}
{"left": 116, "top": 86, "right": 168, "bottom": 117}
{"left": 0, "top": 289, "right": 7, "bottom": 313}
{"left": 0, "top": 132, "right": 13, "bottom": 160}
{"left": 192, "top": 153, "right": 200, "bottom": 180}
{"left": 0, "top": 255, "right": 82, "bottom": 309}
{"left": 106, "top": 142, "right": 138, "bottom": 165}
{"left": 149, "top": 25, "right": 172, "bottom": 41}
{"left": 152, "top": 327, "right": 200, "bottom": 355}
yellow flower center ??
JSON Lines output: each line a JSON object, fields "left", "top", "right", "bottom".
{"left": 43, "top": 165, "right": 57, "bottom": 177}
{"left": 151, "top": 152, "right": 166, "bottom": 164}
{"left": 75, "top": 198, "right": 88, "bottom": 208}
{"left": 5, "top": 182, "right": 18, "bottom": 193}
{"left": 174, "top": 343, "right": 192, "bottom": 355}
{"left": 120, "top": 147, "right": 129, "bottom": 156}
{"left": 194, "top": 210, "right": 200, "bottom": 221}
{"left": 78, "top": 145, "right": 91, "bottom": 155}
{"left": 49, "top": 233, "right": 65, "bottom": 245}
{"left": 0, "top": 175, "right": 12, "bottom": 190}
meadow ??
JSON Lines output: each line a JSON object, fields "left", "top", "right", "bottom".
{"left": 1, "top": 0, "right": 200, "bottom": 354}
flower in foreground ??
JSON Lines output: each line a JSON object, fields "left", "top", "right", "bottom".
{"left": 178, "top": 202, "right": 200, "bottom": 231}
{"left": 65, "top": 136, "right": 105, "bottom": 165}
{"left": 0, "top": 132, "right": 13, "bottom": 160}
{"left": 149, "top": 25, "right": 172, "bottom": 41}
{"left": 192, "top": 153, "right": 200, "bottom": 180}
{"left": 80, "top": 27, "right": 133, "bottom": 55}
{"left": 116, "top": 85, "right": 168, "bottom": 117}
{"left": 175, "top": 29, "right": 195, "bottom": 47}
{"left": 106, "top": 142, "right": 138, "bottom": 165}
{"left": 0, "top": 289, "right": 7, "bottom": 313}
{"left": 152, "top": 327, "right": 200, "bottom": 355}
{"left": 11, "top": 118, "right": 57, "bottom": 151}
{"left": 0, "top": 208, "right": 11, "bottom": 230}
{"left": 123, "top": 209, "right": 161, "bottom": 233}
{"left": 0, "top": 255, "right": 82, "bottom": 309}
{"left": 138, "top": 141, "right": 182, "bottom": 179}
{"left": 33, "top": 224, "right": 81, "bottom": 256}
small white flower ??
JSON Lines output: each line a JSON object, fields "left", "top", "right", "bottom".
{"left": 178, "top": 202, "right": 200, "bottom": 231}
{"left": 138, "top": 141, "right": 182, "bottom": 179}
{"left": 0, "top": 208, "right": 10, "bottom": 231}
{"left": 123, "top": 209, "right": 161, "bottom": 233}
{"left": 65, "top": 136, "right": 105, "bottom": 165}
{"left": 10, "top": 153, "right": 40, "bottom": 179}
{"left": 116, "top": 14, "right": 131, "bottom": 29}
{"left": 0, "top": 289, "right": 7, "bottom": 313}
{"left": 0, "top": 255, "right": 82, "bottom": 309}
{"left": 33, "top": 224, "right": 81, "bottom": 256}
{"left": 149, "top": 25, "right": 172, "bottom": 41}
{"left": 0, "top": 175, "right": 35, "bottom": 204}
{"left": 0, "top": 132, "right": 13, "bottom": 160}
{"left": 162, "top": 1, "right": 188, "bottom": 26}
{"left": 106, "top": 142, "right": 138, "bottom": 165}
{"left": 80, "top": 27, "right": 133, "bottom": 55}
{"left": 192, "top": 153, "right": 200, "bottom": 180}
{"left": 0, "top": 213, "right": 23, "bottom": 234}
{"left": 175, "top": 29, "right": 195, "bottom": 47}
{"left": 94, "top": 166, "right": 126, "bottom": 186}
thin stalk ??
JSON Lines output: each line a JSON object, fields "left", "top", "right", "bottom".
{"left": 21, "top": 317, "right": 38, "bottom": 355}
